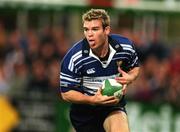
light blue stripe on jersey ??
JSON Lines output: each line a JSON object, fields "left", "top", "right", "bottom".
{"left": 120, "top": 44, "right": 135, "bottom": 53}
{"left": 77, "top": 60, "right": 97, "bottom": 71}
{"left": 68, "top": 51, "right": 82, "bottom": 72}
{"left": 131, "top": 56, "right": 139, "bottom": 66}
{"left": 60, "top": 72, "right": 81, "bottom": 83}
{"left": 75, "top": 56, "right": 91, "bottom": 67}
{"left": 116, "top": 52, "right": 131, "bottom": 56}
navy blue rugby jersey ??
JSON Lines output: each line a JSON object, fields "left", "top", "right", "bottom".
{"left": 60, "top": 34, "right": 139, "bottom": 96}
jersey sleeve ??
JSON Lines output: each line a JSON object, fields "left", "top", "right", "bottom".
{"left": 60, "top": 53, "right": 82, "bottom": 93}
{"left": 129, "top": 43, "right": 139, "bottom": 69}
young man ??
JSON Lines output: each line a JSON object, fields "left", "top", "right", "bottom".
{"left": 60, "top": 9, "right": 140, "bottom": 132}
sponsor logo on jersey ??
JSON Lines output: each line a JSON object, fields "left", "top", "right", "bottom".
{"left": 86, "top": 68, "right": 95, "bottom": 74}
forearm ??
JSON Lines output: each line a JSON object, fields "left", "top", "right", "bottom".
{"left": 61, "top": 89, "right": 119, "bottom": 106}
{"left": 61, "top": 90, "right": 94, "bottom": 105}
{"left": 128, "top": 67, "right": 140, "bottom": 82}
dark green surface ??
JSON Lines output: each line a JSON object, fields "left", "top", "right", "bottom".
{"left": 56, "top": 101, "right": 71, "bottom": 132}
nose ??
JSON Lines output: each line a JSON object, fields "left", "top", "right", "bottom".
{"left": 87, "top": 30, "right": 93, "bottom": 37}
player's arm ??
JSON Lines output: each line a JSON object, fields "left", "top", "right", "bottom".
{"left": 61, "top": 89, "right": 119, "bottom": 105}
{"left": 116, "top": 42, "right": 140, "bottom": 85}
{"left": 127, "top": 66, "right": 140, "bottom": 82}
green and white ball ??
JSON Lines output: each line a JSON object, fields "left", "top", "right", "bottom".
{"left": 102, "top": 79, "right": 123, "bottom": 99}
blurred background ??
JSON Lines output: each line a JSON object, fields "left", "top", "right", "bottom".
{"left": 0, "top": 0, "right": 180, "bottom": 132}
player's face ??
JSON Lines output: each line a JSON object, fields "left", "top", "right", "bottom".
{"left": 83, "top": 19, "right": 110, "bottom": 50}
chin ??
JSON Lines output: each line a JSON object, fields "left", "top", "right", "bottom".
{"left": 89, "top": 43, "right": 96, "bottom": 49}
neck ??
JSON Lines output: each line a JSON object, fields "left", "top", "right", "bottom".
{"left": 99, "top": 44, "right": 109, "bottom": 58}
{"left": 99, "top": 46, "right": 110, "bottom": 62}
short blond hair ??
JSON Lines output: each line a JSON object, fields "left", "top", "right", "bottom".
{"left": 82, "top": 9, "right": 110, "bottom": 28}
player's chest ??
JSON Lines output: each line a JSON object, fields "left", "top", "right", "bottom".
{"left": 81, "top": 59, "right": 128, "bottom": 76}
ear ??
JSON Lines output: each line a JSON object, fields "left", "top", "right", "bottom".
{"left": 105, "top": 26, "right": 110, "bottom": 35}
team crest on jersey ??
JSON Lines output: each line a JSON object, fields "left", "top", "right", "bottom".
{"left": 116, "top": 60, "right": 123, "bottom": 67}
{"left": 86, "top": 68, "right": 95, "bottom": 74}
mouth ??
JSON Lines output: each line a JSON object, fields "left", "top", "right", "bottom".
{"left": 88, "top": 39, "right": 95, "bottom": 46}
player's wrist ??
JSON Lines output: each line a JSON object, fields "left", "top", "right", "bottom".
{"left": 127, "top": 74, "right": 136, "bottom": 84}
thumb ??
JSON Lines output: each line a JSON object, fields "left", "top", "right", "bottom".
{"left": 97, "top": 88, "right": 102, "bottom": 94}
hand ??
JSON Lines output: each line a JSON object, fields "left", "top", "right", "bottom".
{"left": 115, "top": 67, "right": 133, "bottom": 85}
{"left": 91, "top": 88, "right": 120, "bottom": 105}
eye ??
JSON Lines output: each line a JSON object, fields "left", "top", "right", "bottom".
{"left": 83, "top": 28, "right": 88, "bottom": 32}
{"left": 92, "top": 28, "right": 99, "bottom": 31}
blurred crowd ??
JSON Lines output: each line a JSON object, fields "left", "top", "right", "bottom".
{"left": 0, "top": 22, "right": 70, "bottom": 96}
{"left": 0, "top": 19, "right": 180, "bottom": 130}
{"left": 118, "top": 28, "right": 180, "bottom": 107}
{"left": 0, "top": 22, "right": 71, "bottom": 131}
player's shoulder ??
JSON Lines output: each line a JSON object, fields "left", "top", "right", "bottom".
{"left": 109, "top": 34, "right": 133, "bottom": 46}
{"left": 70, "top": 39, "right": 84, "bottom": 53}
{"left": 109, "top": 34, "right": 136, "bottom": 53}
{"left": 61, "top": 39, "right": 84, "bottom": 62}
{"left": 65, "top": 39, "right": 84, "bottom": 55}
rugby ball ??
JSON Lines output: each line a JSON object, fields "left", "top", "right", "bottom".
{"left": 102, "top": 79, "right": 123, "bottom": 99}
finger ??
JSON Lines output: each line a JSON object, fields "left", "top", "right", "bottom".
{"left": 103, "top": 96, "right": 116, "bottom": 101}
{"left": 118, "top": 67, "right": 126, "bottom": 75}
{"left": 103, "top": 98, "right": 119, "bottom": 105}
{"left": 115, "top": 77, "right": 126, "bottom": 81}
{"left": 115, "top": 77, "right": 127, "bottom": 84}
{"left": 96, "top": 88, "right": 102, "bottom": 94}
